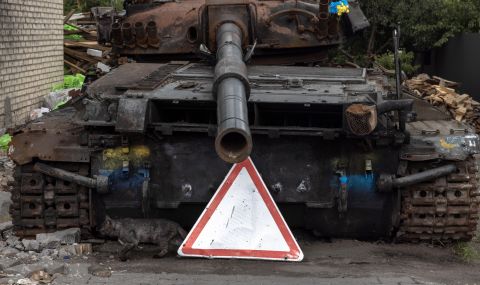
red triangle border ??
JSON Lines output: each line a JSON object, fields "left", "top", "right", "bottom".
{"left": 179, "top": 157, "right": 302, "bottom": 261}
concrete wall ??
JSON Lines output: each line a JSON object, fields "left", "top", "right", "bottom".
{"left": 0, "top": 0, "right": 64, "bottom": 127}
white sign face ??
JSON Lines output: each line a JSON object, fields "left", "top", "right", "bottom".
{"left": 178, "top": 157, "right": 303, "bottom": 262}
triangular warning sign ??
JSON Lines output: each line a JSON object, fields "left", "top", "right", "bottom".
{"left": 178, "top": 157, "right": 303, "bottom": 261}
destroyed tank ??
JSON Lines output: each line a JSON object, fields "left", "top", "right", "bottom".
{"left": 9, "top": 0, "right": 480, "bottom": 242}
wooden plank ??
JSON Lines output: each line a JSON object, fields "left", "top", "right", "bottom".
{"left": 65, "top": 23, "right": 95, "bottom": 35}
{"left": 64, "top": 30, "right": 83, "bottom": 35}
{"left": 64, "top": 47, "right": 98, "bottom": 64}
{"left": 64, "top": 40, "right": 110, "bottom": 51}
{"left": 432, "top": 76, "right": 459, "bottom": 88}
{"left": 64, "top": 9, "right": 76, "bottom": 24}
{"left": 64, "top": 59, "right": 87, "bottom": 74}
{"left": 455, "top": 94, "right": 470, "bottom": 105}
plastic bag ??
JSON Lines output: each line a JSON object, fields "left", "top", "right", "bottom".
{"left": 64, "top": 24, "right": 84, "bottom": 41}
{"left": 0, "top": 134, "right": 11, "bottom": 151}
{"left": 52, "top": 74, "right": 85, "bottom": 91}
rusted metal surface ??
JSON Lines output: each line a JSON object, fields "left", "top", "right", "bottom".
{"left": 115, "top": 98, "right": 149, "bottom": 132}
{"left": 10, "top": 163, "right": 92, "bottom": 237}
{"left": 9, "top": 1, "right": 480, "bottom": 244}
{"left": 405, "top": 120, "right": 480, "bottom": 161}
{"left": 134, "top": 22, "right": 148, "bottom": 48}
{"left": 33, "top": 163, "right": 109, "bottom": 194}
{"left": 377, "top": 164, "right": 458, "bottom": 192}
{"left": 9, "top": 109, "right": 92, "bottom": 165}
{"left": 99, "top": 0, "right": 349, "bottom": 62}
{"left": 397, "top": 159, "right": 480, "bottom": 241}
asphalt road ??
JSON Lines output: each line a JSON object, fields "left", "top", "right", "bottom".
{"left": 51, "top": 234, "right": 480, "bottom": 285}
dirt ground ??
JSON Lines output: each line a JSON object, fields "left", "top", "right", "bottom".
{"left": 48, "top": 232, "right": 480, "bottom": 285}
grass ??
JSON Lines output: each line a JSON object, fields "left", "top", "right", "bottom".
{"left": 453, "top": 242, "right": 480, "bottom": 263}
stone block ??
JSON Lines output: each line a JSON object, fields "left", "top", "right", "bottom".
{"left": 4, "top": 261, "right": 65, "bottom": 277}
{"left": 21, "top": 240, "right": 40, "bottom": 252}
{"left": 0, "top": 258, "right": 21, "bottom": 271}
{"left": 35, "top": 228, "right": 80, "bottom": 249}
{"left": 0, "top": 192, "right": 11, "bottom": 223}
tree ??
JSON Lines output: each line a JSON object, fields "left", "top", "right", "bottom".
{"left": 64, "top": 0, "right": 123, "bottom": 13}
{"left": 359, "top": 0, "right": 480, "bottom": 52}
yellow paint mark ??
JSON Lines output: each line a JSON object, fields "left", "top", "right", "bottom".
{"left": 440, "top": 139, "right": 457, "bottom": 149}
{"left": 131, "top": 145, "right": 150, "bottom": 158}
{"left": 102, "top": 145, "right": 151, "bottom": 170}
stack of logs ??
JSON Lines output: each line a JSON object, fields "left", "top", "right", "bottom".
{"left": 63, "top": 10, "right": 112, "bottom": 75}
{"left": 404, "top": 74, "right": 480, "bottom": 132}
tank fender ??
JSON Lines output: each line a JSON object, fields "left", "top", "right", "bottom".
{"left": 8, "top": 109, "right": 91, "bottom": 165}
{"left": 400, "top": 134, "right": 480, "bottom": 161}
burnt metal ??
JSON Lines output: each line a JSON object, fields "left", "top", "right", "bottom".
{"left": 115, "top": 98, "right": 149, "bottom": 132}
{"left": 9, "top": 109, "right": 92, "bottom": 165}
{"left": 328, "top": 16, "right": 339, "bottom": 38}
{"left": 9, "top": 1, "right": 480, "bottom": 243}
{"left": 33, "top": 163, "right": 110, "bottom": 194}
{"left": 213, "top": 23, "right": 252, "bottom": 163}
{"left": 128, "top": 63, "right": 182, "bottom": 90}
{"left": 377, "top": 99, "right": 414, "bottom": 132}
{"left": 10, "top": 163, "right": 92, "bottom": 237}
{"left": 134, "top": 22, "right": 148, "bottom": 48}
{"left": 111, "top": 22, "right": 123, "bottom": 48}
{"left": 377, "top": 99, "right": 414, "bottom": 114}
{"left": 377, "top": 164, "right": 457, "bottom": 192}
{"left": 146, "top": 21, "right": 160, "bottom": 48}
{"left": 265, "top": 8, "right": 319, "bottom": 27}
{"left": 92, "top": 7, "right": 115, "bottom": 45}
{"left": 318, "top": 0, "right": 330, "bottom": 38}
{"left": 95, "top": 1, "right": 361, "bottom": 63}
{"left": 122, "top": 22, "right": 136, "bottom": 49}
{"left": 396, "top": 159, "right": 479, "bottom": 242}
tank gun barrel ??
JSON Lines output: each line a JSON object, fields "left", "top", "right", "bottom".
{"left": 213, "top": 23, "right": 252, "bottom": 163}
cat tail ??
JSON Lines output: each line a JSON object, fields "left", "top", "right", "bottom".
{"left": 177, "top": 226, "right": 188, "bottom": 240}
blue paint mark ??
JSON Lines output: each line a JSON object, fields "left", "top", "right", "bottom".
{"left": 99, "top": 168, "right": 149, "bottom": 194}
{"left": 331, "top": 174, "right": 376, "bottom": 193}
{"left": 347, "top": 174, "right": 376, "bottom": 192}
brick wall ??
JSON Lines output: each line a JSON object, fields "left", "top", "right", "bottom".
{"left": 0, "top": 0, "right": 64, "bottom": 127}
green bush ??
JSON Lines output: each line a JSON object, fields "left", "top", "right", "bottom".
{"left": 375, "top": 51, "right": 419, "bottom": 76}
{"left": 453, "top": 242, "right": 479, "bottom": 263}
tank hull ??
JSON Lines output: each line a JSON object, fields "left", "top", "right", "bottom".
{"left": 8, "top": 63, "right": 480, "bottom": 242}
{"left": 92, "top": 134, "right": 400, "bottom": 239}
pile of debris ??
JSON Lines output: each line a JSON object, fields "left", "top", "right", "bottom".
{"left": 0, "top": 226, "right": 95, "bottom": 284}
{"left": 63, "top": 10, "right": 112, "bottom": 75}
{"left": 404, "top": 74, "right": 480, "bottom": 132}
{"left": 0, "top": 152, "right": 14, "bottom": 194}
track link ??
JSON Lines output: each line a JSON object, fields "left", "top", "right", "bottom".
{"left": 397, "top": 158, "right": 480, "bottom": 242}
{"left": 9, "top": 163, "right": 92, "bottom": 237}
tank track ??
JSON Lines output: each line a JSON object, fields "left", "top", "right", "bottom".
{"left": 9, "top": 163, "right": 93, "bottom": 237}
{"left": 9, "top": 159, "right": 480, "bottom": 242}
{"left": 397, "top": 158, "right": 480, "bottom": 242}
